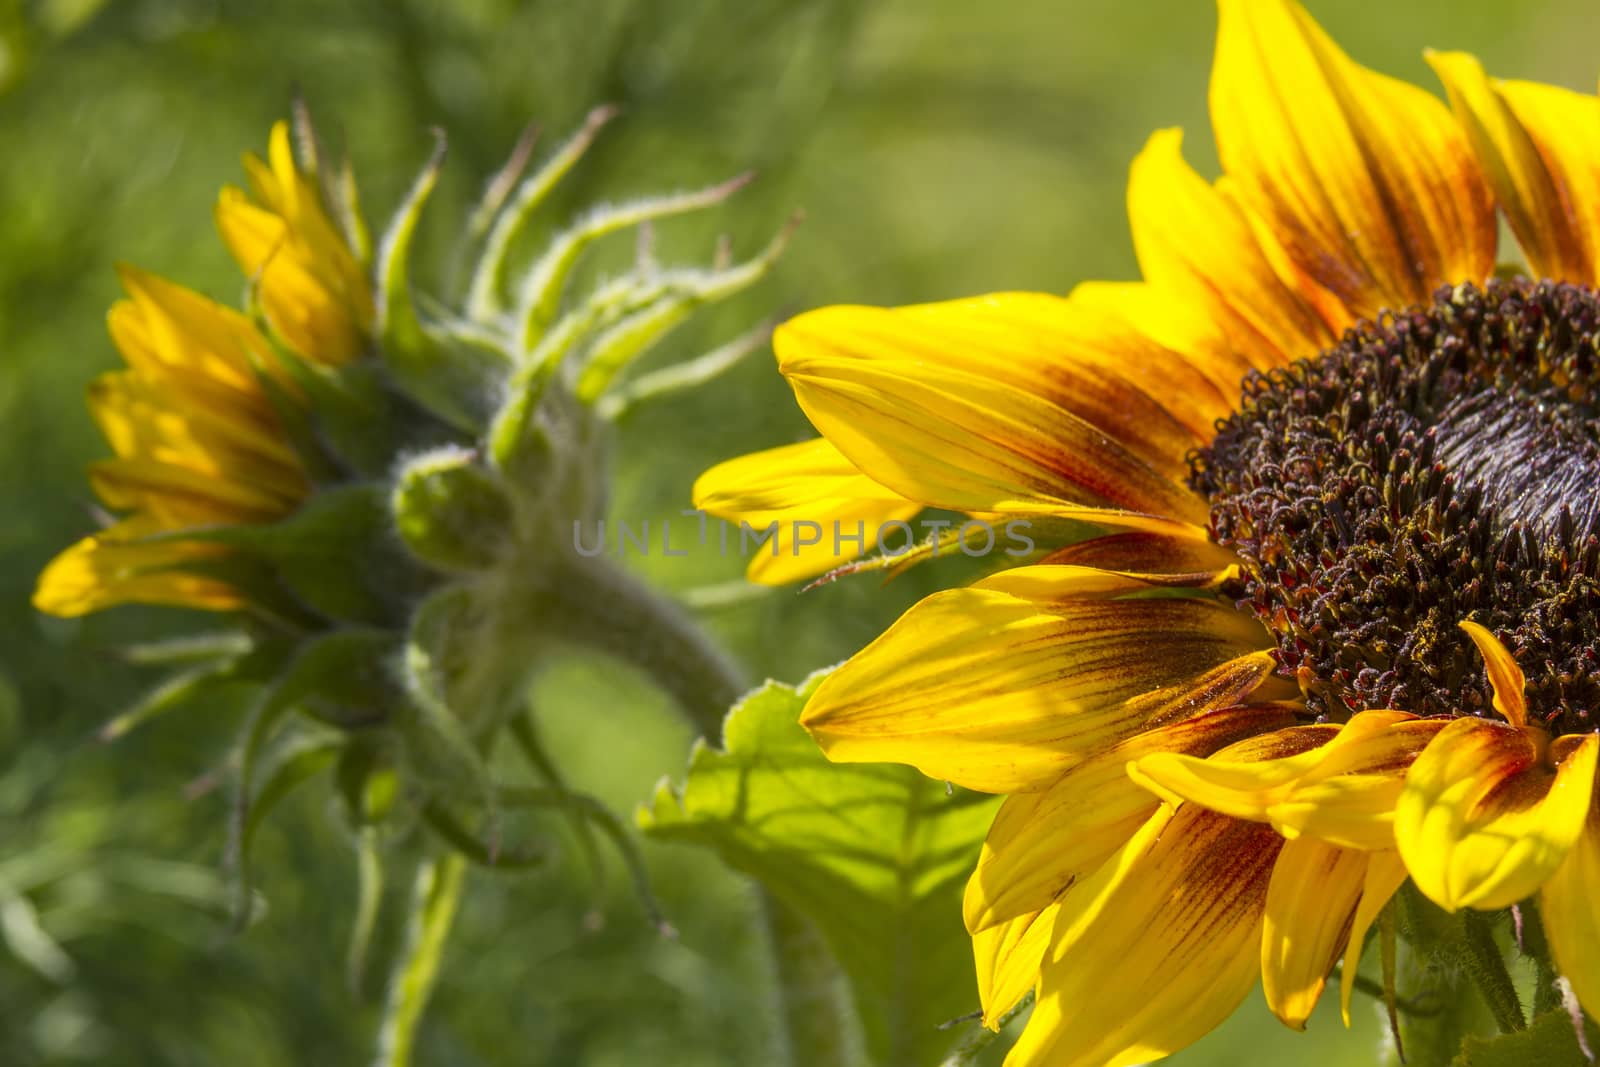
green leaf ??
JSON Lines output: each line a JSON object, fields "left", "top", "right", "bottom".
{"left": 639, "top": 673, "right": 999, "bottom": 1067}
{"left": 1451, "top": 1004, "right": 1598, "bottom": 1067}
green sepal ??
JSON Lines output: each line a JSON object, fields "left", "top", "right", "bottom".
{"left": 375, "top": 133, "right": 508, "bottom": 435}
{"left": 573, "top": 215, "right": 796, "bottom": 401}
{"left": 640, "top": 671, "right": 1000, "bottom": 1067}
{"left": 193, "top": 484, "right": 418, "bottom": 625}
{"left": 336, "top": 733, "right": 402, "bottom": 827}
{"left": 230, "top": 627, "right": 400, "bottom": 924}
{"left": 391, "top": 446, "right": 514, "bottom": 573}
{"left": 514, "top": 171, "right": 754, "bottom": 349}
{"left": 466, "top": 105, "right": 619, "bottom": 321}
{"left": 99, "top": 637, "right": 283, "bottom": 742}
{"left": 397, "top": 584, "right": 498, "bottom": 800}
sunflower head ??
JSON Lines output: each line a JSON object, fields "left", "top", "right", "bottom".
{"left": 698, "top": 1, "right": 1600, "bottom": 1062}
{"left": 39, "top": 105, "right": 791, "bottom": 902}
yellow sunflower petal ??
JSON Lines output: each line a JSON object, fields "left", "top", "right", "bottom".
{"left": 1542, "top": 806, "right": 1600, "bottom": 1018}
{"left": 801, "top": 567, "right": 1272, "bottom": 793}
{"left": 33, "top": 519, "right": 242, "bottom": 617}
{"left": 1459, "top": 620, "right": 1528, "bottom": 727}
{"left": 1131, "top": 710, "right": 1440, "bottom": 848}
{"left": 1211, "top": 0, "right": 1495, "bottom": 318}
{"left": 1038, "top": 529, "right": 1244, "bottom": 578}
{"left": 112, "top": 265, "right": 274, "bottom": 395}
{"left": 773, "top": 301, "right": 1213, "bottom": 530}
{"left": 89, "top": 372, "right": 306, "bottom": 502}
{"left": 1428, "top": 52, "right": 1600, "bottom": 286}
{"left": 1397, "top": 720, "right": 1599, "bottom": 911}
{"left": 966, "top": 697, "right": 1292, "bottom": 931}
{"left": 89, "top": 457, "right": 292, "bottom": 527}
{"left": 973, "top": 903, "right": 1057, "bottom": 1030}
{"left": 1009, "top": 805, "right": 1281, "bottom": 1067}
{"left": 1128, "top": 127, "right": 1338, "bottom": 371}
{"left": 1340, "top": 850, "right": 1410, "bottom": 1026}
{"left": 1261, "top": 837, "right": 1368, "bottom": 1030}
{"left": 691, "top": 438, "right": 921, "bottom": 584}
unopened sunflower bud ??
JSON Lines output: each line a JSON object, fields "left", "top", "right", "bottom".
{"left": 391, "top": 446, "right": 514, "bottom": 573}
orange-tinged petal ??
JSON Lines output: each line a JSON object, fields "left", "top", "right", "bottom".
{"left": 1428, "top": 52, "right": 1600, "bottom": 286}
{"left": 1128, "top": 127, "right": 1338, "bottom": 371}
{"left": 692, "top": 438, "right": 921, "bottom": 584}
{"left": 1008, "top": 805, "right": 1280, "bottom": 1067}
{"left": 1459, "top": 620, "right": 1528, "bottom": 727}
{"left": 973, "top": 903, "right": 1057, "bottom": 1030}
{"left": 1397, "top": 720, "right": 1598, "bottom": 910}
{"left": 773, "top": 301, "right": 1213, "bottom": 529}
{"left": 1038, "top": 528, "right": 1244, "bottom": 579}
{"left": 1261, "top": 837, "right": 1366, "bottom": 1030}
{"left": 966, "top": 698, "right": 1294, "bottom": 931}
{"left": 1340, "top": 850, "right": 1410, "bottom": 1026}
{"left": 801, "top": 569, "right": 1271, "bottom": 793}
{"left": 1542, "top": 804, "right": 1600, "bottom": 1019}
{"left": 1131, "top": 711, "right": 1406, "bottom": 812}
{"left": 33, "top": 519, "right": 243, "bottom": 617}
{"left": 1211, "top": 0, "right": 1495, "bottom": 318}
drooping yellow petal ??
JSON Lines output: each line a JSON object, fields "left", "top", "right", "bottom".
{"left": 1128, "top": 127, "right": 1338, "bottom": 371}
{"left": 1428, "top": 52, "right": 1600, "bottom": 287}
{"left": 1340, "top": 850, "right": 1410, "bottom": 1026}
{"left": 1397, "top": 720, "right": 1598, "bottom": 911}
{"left": 1459, "top": 620, "right": 1528, "bottom": 727}
{"left": 972, "top": 903, "right": 1057, "bottom": 1030}
{"left": 801, "top": 567, "right": 1272, "bottom": 793}
{"left": 1211, "top": 0, "right": 1496, "bottom": 319}
{"left": 773, "top": 299, "right": 1215, "bottom": 531}
{"left": 1261, "top": 837, "right": 1367, "bottom": 1030}
{"left": 1131, "top": 710, "right": 1446, "bottom": 851}
{"left": 1008, "top": 805, "right": 1280, "bottom": 1067}
{"left": 966, "top": 697, "right": 1293, "bottom": 931}
{"left": 33, "top": 519, "right": 243, "bottom": 617}
{"left": 1542, "top": 807, "right": 1600, "bottom": 1019}
{"left": 691, "top": 438, "right": 921, "bottom": 584}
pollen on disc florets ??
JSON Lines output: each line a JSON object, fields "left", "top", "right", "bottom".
{"left": 1191, "top": 280, "right": 1600, "bottom": 732}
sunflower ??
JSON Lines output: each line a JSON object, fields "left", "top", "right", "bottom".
{"left": 34, "top": 120, "right": 370, "bottom": 618}
{"left": 695, "top": 1, "right": 1600, "bottom": 1062}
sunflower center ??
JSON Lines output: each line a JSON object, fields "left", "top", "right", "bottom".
{"left": 1191, "top": 280, "right": 1600, "bottom": 731}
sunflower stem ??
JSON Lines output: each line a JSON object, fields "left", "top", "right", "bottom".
{"left": 543, "top": 552, "right": 850, "bottom": 1063}
{"left": 1460, "top": 910, "right": 1526, "bottom": 1034}
{"left": 541, "top": 554, "right": 744, "bottom": 739}
{"left": 372, "top": 851, "right": 467, "bottom": 1067}
{"left": 762, "top": 890, "right": 853, "bottom": 1067}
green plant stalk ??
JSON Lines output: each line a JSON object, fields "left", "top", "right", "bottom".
{"left": 539, "top": 553, "right": 745, "bottom": 736}
{"left": 373, "top": 851, "right": 468, "bottom": 1067}
{"left": 547, "top": 552, "right": 850, "bottom": 1065}
{"left": 1461, "top": 910, "right": 1526, "bottom": 1034}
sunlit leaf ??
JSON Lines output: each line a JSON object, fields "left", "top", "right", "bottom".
{"left": 640, "top": 672, "right": 999, "bottom": 1067}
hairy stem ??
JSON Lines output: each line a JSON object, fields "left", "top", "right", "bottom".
{"left": 541, "top": 553, "right": 743, "bottom": 739}
{"left": 373, "top": 852, "right": 468, "bottom": 1067}
{"left": 1461, "top": 910, "right": 1526, "bottom": 1034}
{"left": 543, "top": 552, "right": 848, "bottom": 1062}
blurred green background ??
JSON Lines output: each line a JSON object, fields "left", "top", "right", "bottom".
{"left": 0, "top": 0, "right": 1595, "bottom": 1063}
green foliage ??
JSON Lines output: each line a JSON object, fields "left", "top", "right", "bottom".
{"left": 1451, "top": 1006, "right": 1599, "bottom": 1067}
{"left": 641, "top": 673, "right": 999, "bottom": 1066}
